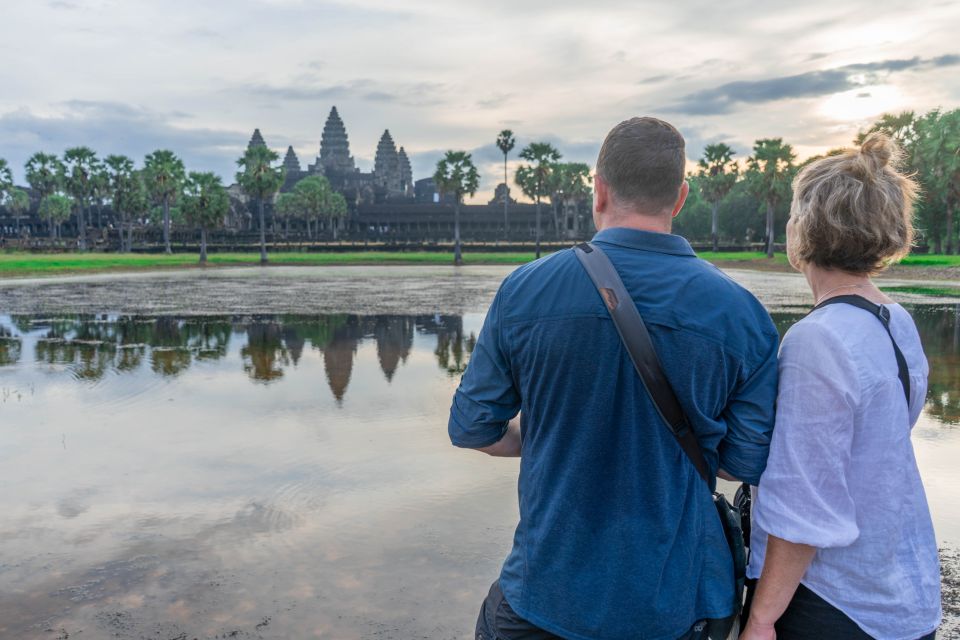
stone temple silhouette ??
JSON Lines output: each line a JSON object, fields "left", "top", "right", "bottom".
{"left": 261, "top": 106, "right": 413, "bottom": 206}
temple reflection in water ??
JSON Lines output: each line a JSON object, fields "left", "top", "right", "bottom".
{"left": 0, "top": 314, "right": 476, "bottom": 403}
{"left": 1, "top": 307, "right": 957, "bottom": 422}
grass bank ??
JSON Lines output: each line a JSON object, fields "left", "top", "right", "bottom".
{"left": 0, "top": 250, "right": 958, "bottom": 278}
{"left": 0, "top": 251, "right": 541, "bottom": 276}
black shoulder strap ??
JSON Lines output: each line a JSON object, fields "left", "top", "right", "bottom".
{"left": 573, "top": 242, "right": 711, "bottom": 486}
{"left": 813, "top": 294, "right": 911, "bottom": 405}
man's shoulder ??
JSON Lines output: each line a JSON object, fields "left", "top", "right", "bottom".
{"left": 499, "top": 248, "right": 582, "bottom": 299}
{"left": 687, "top": 259, "right": 775, "bottom": 325}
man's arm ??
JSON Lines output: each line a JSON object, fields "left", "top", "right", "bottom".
{"left": 477, "top": 416, "right": 521, "bottom": 457}
{"left": 448, "top": 286, "right": 522, "bottom": 452}
{"left": 717, "top": 331, "right": 779, "bottom": 485}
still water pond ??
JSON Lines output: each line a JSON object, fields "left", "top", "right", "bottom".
{"left": 0, "top": 267, "right": 958, "bottom": 639}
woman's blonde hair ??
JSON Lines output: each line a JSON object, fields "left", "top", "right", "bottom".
{"left": 788, "top": 133, "right": 918, "bottom": 274}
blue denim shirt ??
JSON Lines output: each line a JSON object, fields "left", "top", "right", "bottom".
{"left": 449, "top": 228, "right": 779, "bottom": 640}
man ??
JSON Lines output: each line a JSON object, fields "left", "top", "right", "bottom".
{"left": 448, "top": 117, "right": 778, "bottom": 640}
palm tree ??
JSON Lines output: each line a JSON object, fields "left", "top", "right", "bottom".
{"left": 105, "top": 155, "right": 134, "bottom": 242}
{"left": 182, "top": 172, "right": 229, "bottom": 264}
{"left": 433, "top": 151, "right": 480, "bottom": 265}
{"left": 105, "top": 155, "right": 147, "bottom": 252}
{"left": 0, "top": 160, "right": 15, "bottom": 232}
{"left": 0, "top": 159, "right": 12, "bottom": 200}
{"left": 6, "top": 188, "right": 30, "bottom": 236}
{"left": 274, "top": 192, "right": 300, "bottom": 240}
{"left": 548, "top": 163, "right": 593, "bottom": 237}
{"left": 236, "top": 145, "right": 284, "bottom": 264}
{"left": 25, "top": 153, "right": 65, "bottom": 231}
{"left": 143, "top": 150, "right": 186, "bottom": 254}
{"left": 39, "top": 194, "right": 73, "bottom": 239}
{"left": 62, "top": 146, "right": 101, "bottom": 251}
{"left": 496, "top": 130, "right": 516, "bottom": 234}
{"left": 91, "top": 165, "right": 110, "bottom": 229}
{"left": 914, "top": 109, "right": 960, "bottom": 254}
{"left": 746, "top": 138, "right": 795, "bottom": 258}
{"left": 289, "top": 175, "right": 331, "bottom": 239}
{"left": 856, "top": 111, "right": 917, "bottom": 147}
{"left": 697, "top": 143, "right": 739, "bottom": 252}
{"left": 325, "top": 190, "right": 348, "bottom": 240}
{"left": 516, "top": 142, "right": 561, "bottom": 259}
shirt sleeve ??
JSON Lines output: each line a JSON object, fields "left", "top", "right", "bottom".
{"left": 447, "top": 285, "right": 521, "bottom": 448}
{"left": 717, "top": 329, "right": 779, "bottom": 485}
{"left": 753, "top": 321, "right": 862, "bottom": 548}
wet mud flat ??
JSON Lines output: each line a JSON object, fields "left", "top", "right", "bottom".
{"left": 943, "top": 547, "right": 960, "bottom": 639}
{"left": 0, "top": 264, "right": 955, "bottom": 317}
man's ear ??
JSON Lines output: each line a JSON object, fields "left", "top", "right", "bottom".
{"left": 594, "top": 174, "right": 610, "bottom": 214}
{"left": 671, "top": 180, "right": 690, "bottom": 219}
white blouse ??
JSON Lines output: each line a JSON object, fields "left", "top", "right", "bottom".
{"left": 748, "top": 302, "right": 941, "bottom": 640}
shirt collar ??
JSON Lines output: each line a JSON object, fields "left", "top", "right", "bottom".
{"left": 591, "top": 227, "right": 696, "bottom": 257}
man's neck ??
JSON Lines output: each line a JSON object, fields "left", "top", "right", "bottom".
{"left": 596, "top": 211, "right": 672, "bottom": 235}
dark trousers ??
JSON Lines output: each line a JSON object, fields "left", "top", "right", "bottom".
{"left": 773, "top": 583, "right": 936, "bottom": 640}
{"left": 474, "top": 580, "right": 709, "bottom": 640}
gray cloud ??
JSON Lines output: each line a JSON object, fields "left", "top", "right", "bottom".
{"left": 241, "top": 80, "right": 447, "bottom": 108}
{"left": 667, "top": 54, "right": 960, "bottom": 115}
{"left": 0, "top": 101, "right": 246, "bottom": 184}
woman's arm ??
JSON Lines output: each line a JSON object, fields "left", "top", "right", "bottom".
{"left": 741, "top": 535, "right": 817, "bottom": 640}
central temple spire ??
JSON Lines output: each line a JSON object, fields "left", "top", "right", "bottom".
{"left": 319, "top": 106, "right": 355, "bottom": 173}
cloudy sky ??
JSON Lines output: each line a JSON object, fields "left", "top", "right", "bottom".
{"left": 2, "top": 0, "right": 958, "bottom": 202}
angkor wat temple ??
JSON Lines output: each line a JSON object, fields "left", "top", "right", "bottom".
{"left": 0, "top": 106, "right": 595, "bottom": 244}
{"left": 237, "top": 106, "right": 594, "bottom": 241}
{"left": 251, "top": 106, "right": 415, "bottom": 206}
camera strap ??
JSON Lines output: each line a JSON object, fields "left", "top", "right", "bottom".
{"left": 573, "top": 241, "right": 711, "bottom": 486}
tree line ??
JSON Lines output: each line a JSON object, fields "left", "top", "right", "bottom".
{"left": 2, "top": 107, "right": 957, "bottom": 263}
{"left": 0, "top": 145, "right": 347, "bottom": 264}
{"left": 432, "top": 108, "right": 960, "bottom": 261}
{"left": 684, "top": 108, "right": 960, "bottom": 256}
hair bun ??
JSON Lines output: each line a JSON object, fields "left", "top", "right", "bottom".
{"left": 858, "top": 132, "right": 896, "bottom": 173}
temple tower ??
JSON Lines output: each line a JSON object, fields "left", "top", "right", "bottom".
{"left": 398, "top": 147, "right": 413, "bottom": 197}
{"left": 319, "top": 106, "right": 355, "bottom": 173}
{"left": 282, "top": 146, "right": 301, "bottom": 174}
{"left": 374, "top": 130, "right": 401, "bottom": 195}
{"left": 247, "top": 128, "right": 267, "bottom": 150}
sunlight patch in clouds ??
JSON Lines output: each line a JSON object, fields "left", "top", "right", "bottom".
{"left": 819, "top": 85, "right": 904, "bottom": 122}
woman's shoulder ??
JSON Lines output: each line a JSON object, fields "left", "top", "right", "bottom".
{"left": 781, "top": 309, "right": 851, "bottom": 355}
{"left": 782, "top": 302, "right": 926, "bottom": 381}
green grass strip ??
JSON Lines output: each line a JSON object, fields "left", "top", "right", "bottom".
{"left": 880, "top": 285, "right": 960, "bottom": 298}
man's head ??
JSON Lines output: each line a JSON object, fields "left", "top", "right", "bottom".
{"left": 594, "top": 117, "right": 689, "bottom": 231}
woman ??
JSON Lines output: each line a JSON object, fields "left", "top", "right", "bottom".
{"left": 741, "top": 134, "right": 941, "bottom": 640}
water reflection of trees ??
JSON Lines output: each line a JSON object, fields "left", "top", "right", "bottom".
{"left": 2, "top": 308, "right": 955, "bottom": 415}
{"left": 0, "top": 314, "right": 478, "bottom": 403}
{"left": 0, "top": 325, "right": 22, "bottom": 366}
{"left": 771, "top": 306, "right": 960, "bottom": 426}
{"left": 913, "top": 305, "right": 960, "bottom": 425}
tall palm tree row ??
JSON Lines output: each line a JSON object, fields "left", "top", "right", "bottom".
{"left": 3, "top": 106, "right": 960, "bottom": 254}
